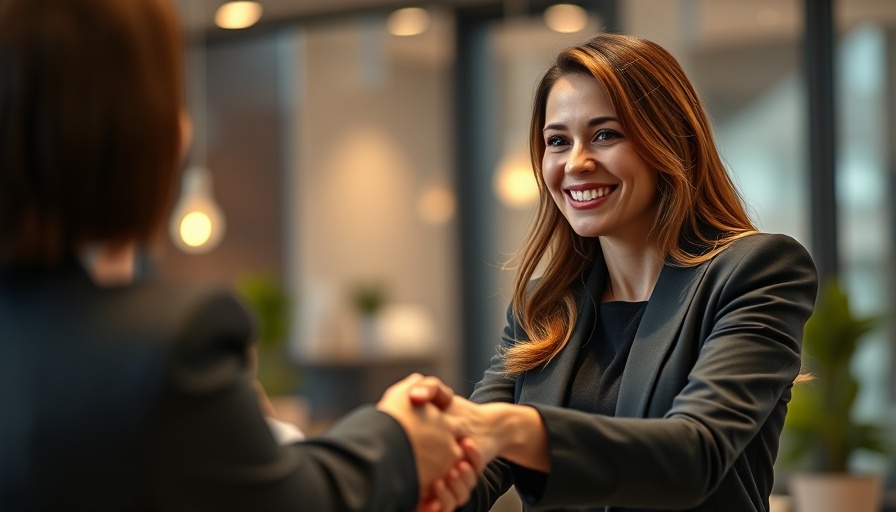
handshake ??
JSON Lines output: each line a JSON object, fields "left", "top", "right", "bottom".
{"left": 375, "top": 374, "right": 549, "bottom": 512}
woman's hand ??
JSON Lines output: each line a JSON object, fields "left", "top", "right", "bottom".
{"left": 443, "top": 398, "right": 551, "bottom": 473}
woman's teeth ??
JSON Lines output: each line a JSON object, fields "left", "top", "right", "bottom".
{"left": 570, "top": 187, "right": 611, "bottom": 201}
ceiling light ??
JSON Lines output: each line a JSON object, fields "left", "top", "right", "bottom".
{"left": 387, "top": 7, "right": 430, "bottom": 36}
{"left": 215, "top": 1, "right": 263, "bottom": 30}
{"left": 544, "top": 4, "right": 588, "bottom": 34}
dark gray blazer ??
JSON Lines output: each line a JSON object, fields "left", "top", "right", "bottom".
{"left": 463, "top": 233, "right": 817, "bottom": 512}
{"left": 0, "top": 263, "right": 419, "bottom": 512}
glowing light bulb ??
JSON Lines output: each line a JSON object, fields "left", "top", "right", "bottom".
{"left": 215, "top": 1, "right": 262, "bottom": 30}
{"left": 180, "top": 212, "right": 213, "bottom": 247}
{"left": 169, "top": 166, "right": 226, "bottom": 254}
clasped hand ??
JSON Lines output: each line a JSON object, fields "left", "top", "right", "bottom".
{"left": 376, "top": 374, "right": 480, "bottom": 512}
{"left": 376, "top": 374, "right": 549, "bottom": 512}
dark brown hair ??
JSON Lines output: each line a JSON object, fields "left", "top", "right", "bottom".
{"left": 504, "top": 33, "right": 757, "bottom": 374}
{"left": 0, "top": 0, "right": 184, "bottom": 268}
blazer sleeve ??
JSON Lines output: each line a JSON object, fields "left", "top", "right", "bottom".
{"left": 516, "top": 234, "right": 818, "bottom": 509}
{"left": 457, "top": 305, "right": 526, "bottom": 512}
{"left": 140, "top": 288, "right": 419, "bottom": 512}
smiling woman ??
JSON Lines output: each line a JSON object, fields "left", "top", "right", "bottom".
{"left": 457, "top": 33, "right": 818, "bottom": 512}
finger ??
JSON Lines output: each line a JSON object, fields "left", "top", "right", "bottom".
{"left": 445, "top": 466, "right": 472, "bottom": 507}
{"left": 452, "top": 439, "right": 465, "bottom": 462}
{"left": 430, "top": 477, "right": 455, "bottom": 512}
{"left": 378, "top": 373, "right": 424, "bottom": 407}
{"left": 408, "top": 384, "right": 436, "bottom": 404}
{"left": 409, "top": 377, "right": 454, "bottom": 409}
{"left": 396, "top": 373, "right": 425, "bottom": 391}
{"left": 461, "top": 437, "right": 486, "bottom": 472}
{"left": 456, "top": 460, "right": 476, "bottom": 487}
{"left": 415, "top": 498, "right": 440, "bottom": 512}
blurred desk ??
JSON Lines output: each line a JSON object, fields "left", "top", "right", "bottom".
{"left": 297, "top": 356, "right": 439, "bottom": 427}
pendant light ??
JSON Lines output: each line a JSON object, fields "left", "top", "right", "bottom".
{"left": 169, "top": 166, "right": 226, "bottom": 253}
{"left": 170, "top": 0, "right": 226, "bottom": 254}
{"left": 215, "top": 1, "right": 262, "bottom": 30}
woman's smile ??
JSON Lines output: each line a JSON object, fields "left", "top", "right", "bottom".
{"left": 566, "top": 184, "right": 617, "bottom": 208}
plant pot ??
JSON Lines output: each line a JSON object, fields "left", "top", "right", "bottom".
{"left": 358, "top": 314, "right": 381, "bottom": 357}
{"left": 789, "top": 472, "right": 883, "bottom": 512}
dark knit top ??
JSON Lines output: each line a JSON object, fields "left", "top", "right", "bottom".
{"left": 566, "top": 300, "right": 648, "bottom": 415}
{"left": 508, "top": 300, "right": 648, "bottom": 512}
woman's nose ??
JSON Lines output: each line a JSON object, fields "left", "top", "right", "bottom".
{"left": 564, "top": 144, "right": 595, "bottom": 174}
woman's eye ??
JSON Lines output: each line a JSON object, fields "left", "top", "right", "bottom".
{"left": 595, "top": 130, "right": 621, "bottom": 142}
{"left": 546, "top": 135, "right": 567, "bottom": 146}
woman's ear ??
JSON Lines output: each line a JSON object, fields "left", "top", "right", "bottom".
{"left": 179, "top": 110, "right": 193, "bottom": 163}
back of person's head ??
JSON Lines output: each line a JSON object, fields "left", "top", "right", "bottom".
{"left": 0, "top": 0, "right": 184, "bottom": 269}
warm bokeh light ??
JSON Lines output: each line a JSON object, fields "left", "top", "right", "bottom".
{"left": 494, "top": 152, "right": 539, "bottom": 209}
{"left": 215, "top": 1, "right": 263, "bottom": 30}
{"left": 169, "top": 166, "right": 226, "bottom": 254}
{"left": 180, "top": 211, "right": 213, "bottom": 247}
{"left": 386, "top": 7, "right": 431, "bottom": 36}
{"left": 543, "top": 4, "right": 588, "bottom": 34}
{"left": 417, "top": 184, "right": 456, "bottom": 225}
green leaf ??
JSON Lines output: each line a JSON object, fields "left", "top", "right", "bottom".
{"left": 780, "top": 277, "right": 887, "bottom": 472}
{"left": 236, "top": 273, "right": 290, "bottom": 348}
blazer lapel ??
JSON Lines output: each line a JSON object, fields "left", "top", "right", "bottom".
{"left": 518, "top": 254, "right": 606, "bottom": 406}
{"left": 615, "top": 262, "right": 707, "bottom": 418}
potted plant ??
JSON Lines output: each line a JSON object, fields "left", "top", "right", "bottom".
{"left": 350, "top": 280, "right": 388, "bottom": 356}
{"left": 236, "top": 273, "right": 299, "bottom": 396}
{"left": 780, "top": 278, "right": 888, "bottom": 512}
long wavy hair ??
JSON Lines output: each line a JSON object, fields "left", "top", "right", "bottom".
{"left": 502, "top": 33, "right": 757, "bottom": 375}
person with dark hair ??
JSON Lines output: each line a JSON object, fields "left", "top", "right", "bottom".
{"left": 443, "top": 33, "right": 818, "bottom": 511}
{"left": 0, "top": 0, "right": 477, "bottom": 510}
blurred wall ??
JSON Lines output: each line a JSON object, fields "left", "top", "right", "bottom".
{"left": 157, "top": 34, "right": 286, "bottom": 286}
{"left": 280, "top": 15, "right": 462, "bottom": 388}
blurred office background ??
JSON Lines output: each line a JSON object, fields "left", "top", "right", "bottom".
{"left": 159, "top": 0, "right": 895, "bottom": 504}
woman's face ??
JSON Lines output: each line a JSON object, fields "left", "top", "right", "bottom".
{"left": 541, "top": 73, "right": 659, "bottom": 243}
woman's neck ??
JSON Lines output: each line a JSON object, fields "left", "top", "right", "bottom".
{"left": 598, "top": 237, "right": 663, "bottom": 303}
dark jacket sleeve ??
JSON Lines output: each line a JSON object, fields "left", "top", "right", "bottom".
{"left": 457, "top": 305, "right": 526, "bottom": 511}
{"left": 140, "top": 288, "right": 419, "bottom": 512}
{"left": 523, "top": 235, "right": 817, "bottom": 509}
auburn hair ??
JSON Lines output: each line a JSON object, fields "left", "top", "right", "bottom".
{"left": 503, "top": 33, "right": 757, "bottom": 374}
{"left": 0, "top": 0, "right": 184, "bottom": 268}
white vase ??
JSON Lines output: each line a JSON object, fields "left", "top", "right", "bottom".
{"left": 789, "top": 472, "right": 883, "bottom": 512}
{"left": 358, "top": 314, "right": 381, "bottom": 357}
